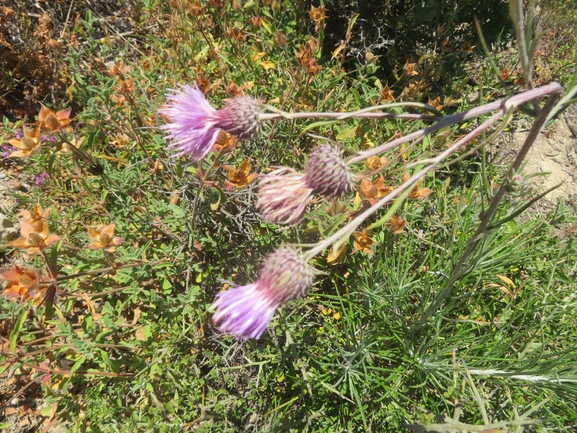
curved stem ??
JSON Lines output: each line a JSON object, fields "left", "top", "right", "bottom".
{"left": 412, "top": 90, "right": 561, "bottom": 331}
{"left": 303, "top": 110, "right": 506, "bottom": 262}
{"left": 346, "top": 82, "right": 562, "bottom": 166}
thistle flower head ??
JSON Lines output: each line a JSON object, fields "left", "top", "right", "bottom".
{"left": 256, "top": 168, "right": 313, "bottom": 225}
{"left": 159, "top": 84, "right": 260, "bottom": 162}
{"left": 215, "top": 96, "right": 261, "bottom": 140}
{"left": 211, "top": 246, "right": 315, "bottom": 340}
{"left": 303, "top": 144, "right": 354, "bottom": 197}
{"left": 256, "top": 145, "right": 354, "bottom": 225}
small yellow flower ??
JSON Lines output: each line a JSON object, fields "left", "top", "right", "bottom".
{"left": 223, "top": 159, "right": 258, "bottom": 190}
{"left": 359, "top": 177, "right": 394, "bottom": 206}
{"left": 309, "top": 6, "right": 326, "bottom": 22}
{"left": 8, "top": 220, "right": 61, "bottom": 255}
{"left": 0, "top": 265, "right": 40, "bottom": 300}
{"left": 87, "top": 223, "right": 123, "bottom": 252}
{"left": 387, "top": 214, "right": 407, "bottom": 234}
{"left": 353, "top": 229, "right": 375, "bottom": 254}
{"left": 37, "top": 104, "right": 73, "bottom": 132}
{"left": 8, "top": 126, "right": 41, "bottom": 159}
{"left": 19, "top": 203, "right": 51, "bottom": 225}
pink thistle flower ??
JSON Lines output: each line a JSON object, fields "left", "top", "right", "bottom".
{"left": 159, "top": 84, "right": 260, "bottom": 162}
{"left": 256, "top": 167, "right": 313, "bottom": 225}
{"left": 211, "top": 246, "right": 315, "bottom": 340}
{"left": 257, "top": 145, "right": 354, "bottom": 225}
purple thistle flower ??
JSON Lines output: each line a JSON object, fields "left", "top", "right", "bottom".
{"left": 211, "top": 246, "right": 315, "bottom": 340}
{"left": 257, "top": 145, "right": 354, "bottom": 225}
{"left": 159, "top": 84, "right": 260, "bottom": 162}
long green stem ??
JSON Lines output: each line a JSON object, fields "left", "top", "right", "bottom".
{"left": 412, "top": 90, "right": 561, "bottom": 331}
{"left": 303, "top": 111, "right": 505, "bottom": 262}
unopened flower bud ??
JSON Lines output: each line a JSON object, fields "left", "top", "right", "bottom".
{"left": 215, "top": 96, "right": 261, "bottom": 140}
{"left": 303, "top": 144, "right": 354, "bottom": 197}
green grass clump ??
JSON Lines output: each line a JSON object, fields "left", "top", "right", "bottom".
{"left": 1, "top": 1, "right": 577, "bottom": 432}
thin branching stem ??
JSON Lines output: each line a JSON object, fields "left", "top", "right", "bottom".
{"left": 413, "top": 90, "right": 561, "bottom": 331}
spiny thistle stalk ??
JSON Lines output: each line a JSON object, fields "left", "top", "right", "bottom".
{"left": 211, "top": 246, "right": 315, "bottom": 340}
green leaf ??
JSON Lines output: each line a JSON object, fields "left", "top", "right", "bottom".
{"left": 40, "top": 403, "right": 58, "bottom": 417}
{"left": 209, "top": 186, "right": 225, "bottom": 211}
{"left": 70, "top": 356, "right": 86, "bottom": 377}
{"left": 261, "top": 17, "right": 274, "bottom": 34}
{"left": 10, "top": 309, "right": 28, "bottom": 353}
{"left": 336, "top": 126, "right": 358, "bottom": 140}
{"left": 301, "top": 120, "right": 338, "bottom": 133}
{"left": 46, "top": 241, "right": 61, "bottom": 277}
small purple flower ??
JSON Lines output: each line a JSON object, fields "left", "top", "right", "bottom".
{"left": 35, "top": 172, "right": 49, "bottom": 186}
{"left": 257, "top": 145, "right": 354, "bottom": 225}
{"left": 159, "top": 84, "right": 260, "bottom": 162}
{"left": 1, "top": 144, "right": 17, "bottom": 158}
{"left": 211, "top": 246, "right": 315, "bottom": 340}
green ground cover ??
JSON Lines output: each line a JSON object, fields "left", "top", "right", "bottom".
{"left": 1, "top": 0, "right": 577, "bottom": 431}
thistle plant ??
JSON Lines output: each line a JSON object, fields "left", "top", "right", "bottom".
{"left": 211, "top": 245, "right": 316, "bottom": 340}
{"left": 2, "top": 0, "right": 577, "bottom": 429}
{"left": 160, "top": 74, "right": 565, "bottom": 339}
